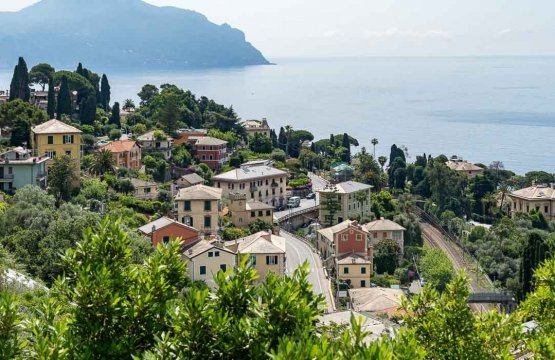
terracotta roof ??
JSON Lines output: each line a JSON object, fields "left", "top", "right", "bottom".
{"left": 32, "top": 119, "right": 82, "bottom": 134}
{"left": 138, "top": 216, "right": 198, "bottom": 235}
{"left": 176, "top": 173, "right": 205, "bottom": 186}
{"left": 446, "top": 160, "right": 483, "bottom": 172}
{"left": 100, "top": 140, "right": 139, "bottom": 153}
{"left": 510, "top": 185, "right": 555, "bottom": 200}
{"left": 318, "top": 181, "right": 372, "bottom": 194}
{"left": 349, "top": 287, "right": 404, "bottom": 314}
{"left": 175, "top": 184, "right": 223, "bottom": 201}
{"left": 364, "top": 219, "right": 406, "bottom": 232}
{"left": 318, "top": 220, "right": 366, "bottom": 242}
{"left": 225, "top": 231, "right": 286, "bottom": 254}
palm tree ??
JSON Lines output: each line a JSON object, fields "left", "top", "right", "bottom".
{"left": 123, "top": 99, "right": 135, "bottom": 110}
{"left": 371, "top": 138, "right": 379, "bottom": 158}
{"left": 378, "top": 156, "right": 387, "bottom": 172}
{"left": 89, "top": 149, "right": 116, "bottom": 177}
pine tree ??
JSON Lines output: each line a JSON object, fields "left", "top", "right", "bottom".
{"left": 8, "top": 57, "right": 30, "bottom": 102}
{"left": 157, "top": 96, "right": 179, "bottom": 134}
{"left": 109, "top": 102, "right": 121, "bottom": 127}
{"left": 80, "top": 93, "right": 97, "bottom": 126}
{"left": 47, "top": 76, "right": 56, "bottom": 119}
{"left": 342, "top": 133, "right": 351, "bottom": 163}
{"left": 101, "top": 74, "right": 111, "bottom": 111}
{"left": 56, "top": 76, "right": 72, "bottom": 119}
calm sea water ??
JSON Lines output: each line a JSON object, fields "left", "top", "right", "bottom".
{"left": 2, "top": 57, "right": 555, "bottom": 174}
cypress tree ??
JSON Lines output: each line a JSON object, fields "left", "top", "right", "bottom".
{"left": 47, "top": 76, "right": 56, "bottom": 119}
{"left": 9, "top": 57, "right": 31, "bottom": 102}
{"left": 278, "top": 127, "right": 287, "bottom": 152}
{"left": 329, "top": 134, "right": 335, "bottom": 147}
{"left": 9, "top": 65, "right": 18, "bottom": 102}
{"left": 109, "top": 102, "right": 121, "bottom": 127}
{"left": 342, "top": 133, "right": 351, "bottom": 163}
{"left": 310, "top": 142, "right": 316, "bottom": 153}
{"left": 520, "top": 232, "right": 549, "bottom": 298}
{"left": 76, "top": 62, "right": 84, "bottom": 76}
{"left": 101, "top": 74, "right": 111, "bottom": 111}
{"left": 56, "top": 76, "right": 72, "bottom": 119}
{"left": 270, "top": 129, "right": 278, "bottom": 148}
{"left": 80, "top": 93, "right": 97, "bottom": 126}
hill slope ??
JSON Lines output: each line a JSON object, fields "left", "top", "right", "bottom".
{"left": 0, "top": 0, "right": 269, "bottom": 69}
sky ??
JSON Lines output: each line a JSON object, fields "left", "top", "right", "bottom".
{"left": 2, "top": 0, "right": 554, "bottom": 58}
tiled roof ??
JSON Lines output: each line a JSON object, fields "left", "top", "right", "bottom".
{"left": 446, "top": 160, "right": 483, "bottom": 172}
{"left": 182, "top": 240, "right": 234, "bottom": 259}
{"left": 318, "top": 220, "right": 360, "bottom": 242}
{"left": 213, "top": 164, "right": 287, "bottom": 182}
{"left": 364, "top": 219, "right": 406, "bottom": 232}
{"left": 100, "top": 140, "right": 139, "bottom": 153}
{"left": 177, "top": 173, "right": 205, "bottom": 185}
{"left": 337, "top": 253, "right": 371, "bottom": 265}
{"left": 137, "top": 130, "right": 169, "bottom": 142}
{"left": 318, "top": 181, "right": 372, "bottom": 194}
{"left": 191, "top": 136, "right": 227, "bottom": 146}
{"left": 175, "top": 184, "right": 223, "bottom": 201}
{"left": 129, "top": 178, "right": 158, "bottom": 188}
{"left": 241, "top": 120, "right": 270, "bottom": 129}
{"left": 510, "top": 185, "right": 555, "bottom": 200}
{"left": 32, "top": 119, "right": 82, "bottom": 134}
{"left": 246, "top": 201, "right": 274, "bottom": 211}
{"left": 138, "top": 216, "right": 198, "bottom": 235}
{"left": 225, "top": 231, "right": 286, "bottom": 254}
{"left": 348, "top": 288, "right": 404, "bottom": 313}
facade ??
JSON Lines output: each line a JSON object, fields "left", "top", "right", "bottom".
{"left": 137, "top": 131, "right": 172, "bottom": 160}
{"left": 508, "top": 185, "right": 555, "bottom": 221}
{"left": 337, "top": 253, "right": 372, "bottom": 288}
{"left": 172, "top": 173, "right": 205, "bottom": 195}
{"left": 183, "top": 240, "right": 237, "bottom": 288}
{"left": 175, "top": 184, "right": 223, "bottom": 236}
{"left": 225, "top": 231, "right": 286, "bottom": 281}
{"left": 172, "top": 129, "right": 207, "bottom": 146}
{"left": 99, "top": 140, "right": 142, "bottom": 170}
{"left": 318, "top": 181, "right": 372, "bottom": 226}
{"left": 228, "top": 192, "right": 274, "bottom": 228}
{"left": 129, "top": 178, "right": 159, "bottom": 200}
{"left": 212, "top": 161, "right": 288, "bottom": 207}
{"left": 138, "top": 216, "right": 199, "bottom": 247}
{"left": 240, "top": 118, "right": 271, "bottom": 138}
{"left": 31, "top": 119, "right": 82, "bottom": 180}
{"left": 189, "top": 136, "right": 228, "bottom": 170}
{"left": 0, "top": 147, "right": 49, "bottom": 192}
{"left": 446, "top": 159, "right": 484, "bottom": 178}
{"left": 364, "top": 218, "right": 406, "bottom": 255}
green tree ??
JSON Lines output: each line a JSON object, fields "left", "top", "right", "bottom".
{"left": 48, "top": 155, "right": 78, "bottom": 205}
{"left": 320, "top": 190, "right": 342, "bottom": 227}
{"left": 249, "top": 133, "right": 273, "bottom": 153}
{"left": 9, "top": 57, "right": 30, "bottom": 102}
{"left": 374, "top": 239, "right": 400, "bottom": 275}
{"left": 419, "top": 249, "right": 455, "bottom": 292}
{"left": 0, "top": 98, "right": 48, "bottom": 128}
{"left": 157, "top": 93, "right": 180, "bottom": 134}
{"left": 56, "top": 76, "right": 72, "bottom": 119}
{"left": 223, "top": 227, "right": 249, "bottom": 241}
{"left": 371, "top": 137, "right": 379, "bottom": 158}
{"left": 109, "top": 102, "right": 121, "bottom": 127}
{"left": 89, "top": 149, "right": 116, "bottom": 177}
{"left": 46, "top": 76, "right": 56, "bottom": 118}
{"left": 9, "top": 117, "right": 31, "bottom": 147}
{"left": 80, "top": 92, "right": 97, "bottom": 125}
{"left": 341, "top": 133, "right": 351, "bottom": 163}
{"left": 249, "top": 219, "right": 274, "bottom": 233}
{"left": 138, "top": 84, "right": 159, "bottom": 107}
{"left": 29, "top": 63, "right": 55, "bottom": 91}
{"left": 520, "top": 231, "right": 549, "bottom": 298}
{"left": 100, "top": 74, "right": 111, "bottom": 111}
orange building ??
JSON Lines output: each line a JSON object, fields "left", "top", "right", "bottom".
{"left": 99, "top": 140, "right": 142, "bottom": 170}
{"left": 138, "top": 216, "right": 199, "bottom": 247}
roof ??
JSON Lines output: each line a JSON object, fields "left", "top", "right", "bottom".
{"left": 509, "top": 185, "right": 555, "bottom": 201}
{"left": 175, "top": 184, "right": 223, "bottom": 201}
{"left": 246, "top": 201, "right": 274, "bottom": 211}
{"left": 225, "top": 231, "right": 286, "bottom": 254}
{"left": 349, "top": 287, "right": 404, "bottom": 314}
{"left": 137, "top": 130, "right": 169, "bottom": 142}
{"left": 446, "top": 160, "right": 483, "bottom": 172}
{"left": 213, "top": 164, "right": 287, "bottom": 182}
{"left": 100, "top": 140, "right": 140, "bottom": 153}
{"left": 337, "top": 253, "right": 371, "bottom": 265}
{"left": 138, "top": 216, "right": 198, "bottom": 235}
{"left": 130, "top": 178, "right": 158, "bottom": 188}
{"left": 182, "top": 240, "right": 234, "bottom": 259}
{"left": 177, "top": 173, "right": 205, "bottom": 185}
{"left": 241, "top": 119, "right": 270, "bottom": 129}
{"left": 32, "top": 119, "right": 82, "bottom": 134}
{"left": 191, "top": 136, "right": 227, "bottom": 146}
{"left": 364, "top": 219, "right": 406, "bottom": 232}
{"left": 319, "top": 311, "right": 388, "bottom": 343}
{"left": 318, "top": 181, "right": 372, "bottom": 194}
{"left": 318, "top": 220, "right": 365, "bottom": 242}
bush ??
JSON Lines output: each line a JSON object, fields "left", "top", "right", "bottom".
{"left": 109, "top": 128, "right": 122, "bottom": 141}
{"left": 223, "top": 227, "right": 249, "bottom": 241}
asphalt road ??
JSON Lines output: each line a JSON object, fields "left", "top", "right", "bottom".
{"left": 273, "top": 172, "right": 328, "bottom": 222}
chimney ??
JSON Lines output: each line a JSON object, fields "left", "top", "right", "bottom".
{"left": 188, "top": 249, "right": 193, "bottom": 255}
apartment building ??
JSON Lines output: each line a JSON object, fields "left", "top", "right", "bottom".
{"left": 318, "top": 181, "right": 372, "bottom": 226}
{"left": 175, "top": 184, "right": 223, "bottom": 236}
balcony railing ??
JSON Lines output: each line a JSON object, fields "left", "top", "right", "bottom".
{"left": 0, "top": 174, "right": 14, "bottom": 180}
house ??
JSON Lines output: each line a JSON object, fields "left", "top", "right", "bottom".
{"left": 446, "top": 159, "right": 484, "bottom": 178}
{"left": 0, "top": 90, "right": 9, "bottom": 104}
{"left": 337, "top": 253, "right": 373, "bottom": 289}
{"left": 138, "top": 216, "right": 199, "bottom": 247}
{"left": 182, "top": 240, "right": 237, "bottom": 288}
{"left": 316, "top": 220, "right": 370, "bottom": 262}
{"left": 137, "top": 130, "right": 172, "bottom": 160}
{"left": 99, "top": 140, "right": 142, "bottom": 171}
{"left": 172, "top": 128, "right": 208, "bottom": 146}
{"left": 508, "top": 184, "right": 555, "bottom": 221}
{"left": 31, "top": 119, "right": 82, "bottom": 180}
{"left": 172, "top": 173, "right": 205, "bottom": 195}
{"left": 228, "top": 192, "right": 274, "bottom": 228}
{"left": 129, "top": 178, "right": 159, "bottom": 200}
{"left": 364, "top": 218, "right": 406, "bottom": 255}
{"left": 212, "top": 160, "right": 288, "bottom": 207}
{"left": 225, "top": 231, "right": 286, "bottom": 281}
{"left": 0, "top": 147, "right": 49, "bottom": 193}
{"left": 348, "top": 287, "right": 404, "bottom": 318}
{"left": 189, "top": 136, "right": 228, "bottom": 170}
{"left": 318, "top": 181, "right": 372, "bottom": 226}
{"left": 30, "top": 91, "right": 49, "bottom": 110}
{"left": 175, "top": 184, "right": 223, "bottom": 236}
{"left": 240, "top": 118, "right": 271, "bottom": 138}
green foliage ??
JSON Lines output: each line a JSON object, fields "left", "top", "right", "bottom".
{"left": 419, "top": 249, "right": 455, "bottom": 292}
{"left": 271, "top": 148, "right": 287, "bottom": 163}
{"left": 47, "top": 76, "right": 56, "bottom": 118}
{"left": 137, "top": 84, "right": 159, "bottom": 107}
{"left": 9, "top": 57, "right": 30, "bottom": 102}
{"left": 288, "top": 176, "right": 311, "bottom": 189}
{"left": 520, "top": 231, "right": 549, "bottom": 298}
{"left": 371, "top": 190, "right": 396, "bottom": 220}
{"left": 249, "top": 219, "right": 274, "bottom": 234}
{"left": 109, "top": 128, "right": 122, "bottom": 140}
{"left": 209, "top": 128, "right": 239, "bottom": 149}
{"left": 249, "top": 132, "right": 273, "bottom": 153}
{"left": 320, "top": 191, "right": 342, "bottom": 227}
{"left": 9, "top": 116, "right": 31, "bottom": 147}
{"left": 143, "top": 154, "right": 168, "bottom": 182}
{"left": 56, "top": 76, "right": 72, "bottom": 119}
{"left": 100, "top": 74, "right": 111, "bottom": 111}
{"left": 222, "top": 227, "right": 249, "bottom": 241}
{"left": 171, "top": 144, "right": 192, "bottom": 168}
{"left": 374, "top": 239, "right": 400, "bottom": 275}
{"left": 48, "top": 155, "right": 78, "bottom": 205}
{"left": 354, "top": 147, "right": 382, "bottom": 190}
{"left": 0, "top": 98, "right": 48, "bottom": 128}
{"left": 29, "top": 63, "right": 55, "bottom": 91}
{"left": 79, "top": 92, "right": 97, "bottom": 126}
{"left": 109, "top": 102, "right": 121, "bottom": 127}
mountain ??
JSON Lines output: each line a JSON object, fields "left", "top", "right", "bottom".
{"left": 0, "top": 0, "right": 269, "bottom": 69}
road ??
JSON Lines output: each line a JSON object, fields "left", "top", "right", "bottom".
{"left": 281, "top": 230, "right": 334, "bottom": 312}
{"left": 273, "top": 172, "right": 328, "bottom": 222}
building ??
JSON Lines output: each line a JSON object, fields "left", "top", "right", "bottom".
{"left": 172, "top": 173, "right": 205, "bottom": 195}
{"left": 129, "top": 178, "right": 159, "bottom": 200}
{"left": 31, "top": 119, "right": 82, "bottom": 180}
{"left": 348, "top": 288, "right": 404, "bottom": 318}
{"left": 172, "top": 128, "right": 208, "bottom": 146}
{"left": 446, "top": 159, "right": 484, "bottom": 178}
{"left": 189, "top": 136, "right": 228, "bottom": 170}
{"left": 316, "top": 220, "right": 370, "bottom": 262}
{"left": 225, "top": 231, "right": 286, "bottom": 281}
{"left": 30, "top": 91, "right": 49, "bottom": 110}
{"left": 331, "top": 162, "right": 354, "bottom": 183}
{"left": 508, "top": 185, "right": 555, "bottom": 221}
{"left": 364, "top": 218, "right": 406, "bottom": 255}
{"left": 175, "top": 184, "right": 223, "bottom": 236}
{"left": 138, "top": 216, "right": 199, "bottom": 247}
{"left": 212, "top": 161, "right": 288, "bottom": 207}
{"left": 182, "top": 240, "right": 237, "bottom": 288}
{"left": 99, "top": 140, "right": 142, "bottom": 171}
{"left": 318, "top": 181, "right": 372, "bottom": 226}
{"left": 240, "top": 118, "right": 271, "bottom": 138}
{"left": 0, "top": 147, "right": 49, "bottom": 192}
{"left": 137, "top": 130, "right": 172, "bottom": 160}
{"left": 337, "top": 253, "right": 372, "bottom": 289}
{"left": 228, "top": 192, "right": 274, "bottom": 228}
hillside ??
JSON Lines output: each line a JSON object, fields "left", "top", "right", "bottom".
{"left": 0, "top": 0, "right": 269, "bottom": 69}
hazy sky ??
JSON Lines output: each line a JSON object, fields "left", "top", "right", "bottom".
{"left": 2, "top": 0, "right": 555, "bottom": 58}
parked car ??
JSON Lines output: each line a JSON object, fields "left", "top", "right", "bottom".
{"left": 287, "top": 196, "right": 301, "bottom": 208}
{"left": 275, "top": 205, "right": 286, "bottom": 211}
{"left": 306, "top": 192, "right": 316, "bottom": 199}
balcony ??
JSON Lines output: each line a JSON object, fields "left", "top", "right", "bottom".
{"left": 0, "top": 173, "right": 14, "bottom": 181}
{"left": 36, "top": 172, "right": 47, "bottom": 179}
{"left": 271, "top": 182, "right": 279, "bottom": 188}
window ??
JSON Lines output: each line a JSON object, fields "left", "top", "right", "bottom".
{"left": 204, "top": 216, "right": 212, "bottom": 228}
{"left": 163, "top": 236, "right": 170, "bottom": 244}
{"left": 220, "top": 264, "right": 227, "bottom": 271}
{"left": 251, "top": 192, "right": 255, "bottom": 199}
{"left": 383, "top": 232, "right": 387, "bottom": 238}
{"left": 343, "top": 267, "right": 349, "bottom": 274}
{"left": 204, "top": 200, "right": 212, "bottom": 211}
{"left": 251, "top": 211, "right": 256, "bottom": 218}
{"left": 65, "top": 150, "right": 72, "bottom": 157}
{"left": 266, "top": 256, "right": 278, "bottom": 265}
{"left": 341, "top": 234, "right": 348, "bottom": 241}
{"left": 258, "top": 211, "right": 263, "bottom": 216}
{"left": 47, "top": 136, "right": 54, "bottom": 144}
{"left": 199, "top": 266, "right": 207, "bottom": 275}
{"left": 63, "top": 135, "right": 74, "bottom": 144}
{"left": 545, "top": 206, "right": 549, "bottom": 214}
{"left": 373, "top": 232, "right": 378, "bottom": 239}
{"left": 266, "top": 210, "right": 271, "bottom": 216}
{"left": 208, "top": 252, "right": 214, "bottom": 258}
{"left": 361, "top": 280, "right": 366, "bottom": 287}
{"left": 184, "top": 201, "right": 191, "bottom": 211}
{"left": 356, "top": 234, "right": 362, "bottom": 241}
{"left": 46, "top": 151, "right": 56, "bottom": 158}
{"left": 249, "top": 255, "right": 257, "bottom": 266}
{"left": 215, "top": 251, "right": 220, "bottom": 257}
{"left": 183, "top": 217, "right": 193, "bottom": 227}
{"left": 361, "top": 267, "right": 367, "bottom": 274}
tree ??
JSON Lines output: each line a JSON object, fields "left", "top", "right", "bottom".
{"left": 29, "top": 63, "right": 55, "bottom": 91}
{"left": 371, "top": 138, "right": 379, "bottom": 158}
{"left": 9, "top": 57, "right": 30, "bottom": 102}
{"left": 341, "top": 133, "right": 351, "bottom": 163}
{"left": 378, "top": 156, "right": 387, "bottom": 171}
{"left": 123, "top": 98, "right": 135, "bottom": 110}
{"left": 249, "top": 133, "right": 273, "bottom": 153}
{"left": 138, "top": 84, "right": 159, "bottom": 107}
{"left": 9, "top": 117, "right": 31, "bottom": 147}
{"left": 56, "top": 76, "right": 72, "bottom": 119}
{"left": 520, "top": 231, "right": 549, "bottom": 298}
{"left": 80, "top": 93, "right": 97, "bottom": 126}
{"left": 419, "top": 249, "right": 455, "bottom": 292}
{"left": 0, "top": 99, "right": 48, "bottom": 128}
{"left": 157, "top": 93, "right": 180, "bottom": 134}
{"left": 48, "top": 155, "right": 78, "bottom": 205}
{"left": 109, "top": 128, "right": 122, "bottom": 141}
{"left": 374, "top": 239, "right": 400, "bottom": 275}
{"left": 89, "top": 149, "right": 116, "bottom": 177}
{"left": 109, "top": 102, "right": 121, "bottom": 127}
{"left": 321, "top": 190, "right": 342, "bottom": 227}
{"left": 46, "top": 76, "right": 56, "bottom": 118}
{"left": 100, "top": 74, "right": 111, "bottom": 111}
{"left": 249, "top": 219, "right": 273, "bottom": 233}
{"left": 277, "top": 127, "right": 287, "bottom": 152}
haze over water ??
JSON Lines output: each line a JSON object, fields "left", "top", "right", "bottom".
{"left": 3, "top": 56, "right": 554, "bottom": 174}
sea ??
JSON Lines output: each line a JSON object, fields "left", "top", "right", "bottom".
{"left": 2, "top": 56, "right": 555, "bottom": 174}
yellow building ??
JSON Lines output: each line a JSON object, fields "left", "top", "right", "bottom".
{"left": 228, "top": 192, "right": 274, "bottom": 228}
{"left": 31, "top": 119, "right": 82, "bottom": 179}
{"left": 182, "top": 240, "right": 237, "bottom": 288}
{"left": 175, "top": 184, "right": 223, "bottom": 236}
{"left": 336, "top": 253, "right": 372, "bottom": 289}
{"left": 508, "top": 185, "right": 555, "bottom": 221}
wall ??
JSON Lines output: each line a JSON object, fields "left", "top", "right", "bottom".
{"left": 215, "top": 175, "right": 287, "bottom": 206}
{"left": 248, "top": 253, "right": 286, "bottom": 282}
{"left": 150, "top": 223, "right": 199, "bottom": 247}
{"left": 32, "top": 132, "right": 81, "bottom": 179}
{"left": 368, "top": 230, "right": 404, "bottom": 254}
{"left": 187, "top": 249, "right": 236, "bottom": 287}
{"left": 334, "top": 227, "right": 368, "bottom": 255}
{"left": 176, "top": 198, "right": 220, "bottom": 235}
{"left": 337, "top": 263, "right": 371, "bottom": 288}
